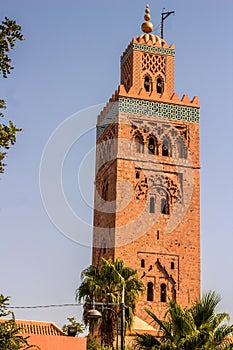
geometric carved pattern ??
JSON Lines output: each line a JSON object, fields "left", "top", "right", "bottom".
{"left": 135, "top": 179, "right": 148, "bottom": 200}
{"left": 148, "top": 174, "right": 182, "bottom": 204}
{"left": 135, "top": 174, "right": 181, "bottom": 204}
{"left": 142, "top": 53, "right": 166, "bottom": 75}
{"left": 121, "top": 55, "right": 132, "bottom": 91}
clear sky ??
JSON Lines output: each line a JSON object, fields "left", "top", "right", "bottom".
{"left": 0, "top": 0, "right": 233, "bottom": 328}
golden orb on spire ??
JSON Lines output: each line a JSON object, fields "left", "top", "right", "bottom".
{"left": 141, "top": 4, "right": 154, "bottom": 33}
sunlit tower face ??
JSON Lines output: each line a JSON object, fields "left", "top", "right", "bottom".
{"left": 92, "top": 5, "right": 200, "bottom": 326}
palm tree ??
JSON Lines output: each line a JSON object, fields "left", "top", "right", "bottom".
{"left": 76, "top": 258, "right": 144, "bottom": 348}
{"left": 135, "top": 291, "right": 233, "bottom": 350}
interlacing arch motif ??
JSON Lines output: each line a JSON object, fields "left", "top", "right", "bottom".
{"left": 98, "top": 126, "right": 116, "bottom": 167}
{"left": 148, "top": 175, "right": 182, "bottom": 205}
{"left": 142, "top": 52, "right": 166, "bottom": 75}
{"left": 175, "top": 136, "right": 188, "bottom": 159}
{"left": 130, "top": 120, "right": 189, "bottom": 160}
{"left": 135, "top": 174, "right": 181, "bottom": 204}
{"left": 135, "top": 178, "right": 148, "bottom": 200}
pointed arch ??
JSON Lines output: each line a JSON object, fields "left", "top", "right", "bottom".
{"left": 134, "top": 134, "right": 144, "bottom": 153}
{"left": 147, "top": 282, "right": 154, "bottom": 301}
{"left": 176, "top": 137, "right": 188, "bottom": 159}
{"left": 148, "top": 135, "right": 158, "bottom": 155}
{"left": 144, "top": 74, "right": 152, "bottom": 93}
{"left": 162, "top": 137, "right": 172, "bottom": 157}
{"left": 161, "top": 194, "right": 170, "bottom": 215}
{"left": 149, "top": 196, "right": 155, "bottom": 213}
{"left": 156, "top": 76, "right": 164, "bottom": 94}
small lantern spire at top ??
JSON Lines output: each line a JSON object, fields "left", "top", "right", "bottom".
{"left": 141, "top": 4, "right": 154, "bottom": 33}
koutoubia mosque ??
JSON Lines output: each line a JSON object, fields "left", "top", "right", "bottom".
{"left": 92, "top": 5, "right": 200, "bottom": 328}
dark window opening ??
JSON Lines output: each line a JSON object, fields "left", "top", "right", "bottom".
{"left": 148, "top": 137, "right": 156, "bottom": 155}
{"left": 156, "top": 77, "right": 163, "bottom": 94}
{"left": 171, "top": 262, "right": 175, "bottom": 269}
{"left": 147, "top": 282, "right": 154, "bottom": 301}
{"left": 162, "top": 139, "right": 171, "bottom": 157}
{"left": 157, "top": 230, "right": 160, "bottom": 240}
{"left": 161, "top": 196, "right": 170, "bottom": 215}
{"left": 103, "top": 241, "right": 106, "bottom": 254}
{"left": 144, "top": 75, "right": 151, "bottom": 92}
{"left": 161, "top": 283, "right": 167, "bottom": 302}
{"left": 141, "top": 259, "right": 145, "bottom": 268}
{"left": 150, "top": 197, "right": 155, "bottom": 213}
{"left": 136, "top": 171, "right": 140, "bottom": 179}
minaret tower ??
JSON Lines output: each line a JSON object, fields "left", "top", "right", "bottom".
{"left": 92, "top": 5, "right": 200, "bottom": 324}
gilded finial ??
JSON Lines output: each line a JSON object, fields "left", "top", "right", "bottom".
{"left": 141, "top": 4, "right": 154, "bottom": 33}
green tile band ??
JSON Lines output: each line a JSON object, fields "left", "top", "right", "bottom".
{"left": 119, "top": 97, "right": 199, "bottom": 123}
{"left": 121, "top": 43, "right": 175, "bottom": 66}
{"left": 97, "top": 97, "right": 199, "bottom": 139}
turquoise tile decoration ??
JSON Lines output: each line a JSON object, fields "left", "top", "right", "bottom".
{"left": 97, "top": 97, "right": 199, "bottom": 139}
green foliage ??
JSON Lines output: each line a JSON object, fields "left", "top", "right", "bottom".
{"left": 62, "top": 316, "right": 85, "bottom": 335}
{"left": 0, "top": 17, "right": 24, "bottom": 78}
{"left": 135, "top": 291, "right": 233, "bottom": 350}
{"left": 0, "top": 294, "right": 39, "bottom": 349}
{"left": 76, "top": 258, "right": 144, "bottom": 348}
{"left": 0, "top": 17, "right": 24, "bottom": 173}
{"left": 87, "top": 334, "right": 112, "bottom": 350}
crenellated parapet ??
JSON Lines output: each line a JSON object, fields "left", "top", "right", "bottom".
{"left": 97, "top": 86, "right": 199, "bottom": 140}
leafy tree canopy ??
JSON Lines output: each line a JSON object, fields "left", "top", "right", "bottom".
{"left": 76, "top": 258, "right": 144, "bottom": 348}
{"left": 0, "top": 17, "right": 24, "bottom": 173}
{"left": 0, "top": 294, "right": 38, "bottom": 349}
{"left": 135, "top": 291, "right": 233, "bottom": 350}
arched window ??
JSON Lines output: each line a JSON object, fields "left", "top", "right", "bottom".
{"left": 162, "top": 139, "right": 172, "bottom": 157}
{"left": 161, "top": 195, "right": 170, "bottom": 215}
{"left": 148, "top": 137, "right": 158, "bottom": 155}
{"left": 156, "top": 77, "right": 164, "bottom": 94}
{"left": 150, "top": 197, "right": 155, "bottom": 213}
{"left": 147, "top": 282, "right": 154, "bottom": 301}
{"left": 160, "top": 283, "right": 167, "bottom": 302}
{"left": 136, "top": 171, "right": 140, "bottom": 179}
{"left": 177, "top": 138, "right": 187, "bottom": 159}
{"left": 141, "top": 259, "right": 145, "bottom": 268}
{"left": 135, "top": 135, "right": 144, "bottom": 153}
{"left": 144, "top": 75, "right": 152, "bottom": 92}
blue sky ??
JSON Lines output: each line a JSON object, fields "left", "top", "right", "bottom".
{"left": 0, "top": 0, "right": 232, "bottom": 327}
